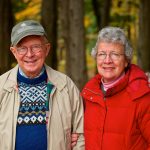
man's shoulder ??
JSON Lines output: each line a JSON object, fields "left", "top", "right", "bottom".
{"left": 0, "top": 66, "right": 18, "bottom": 79}
{"left": 0, "top": 70, "right": 11, "bottom": 90}
{"left": 0, "top": 69, "right": 12, "bottom": 80}
{"left": 45, "top": 65, "right": 67, "bottom": 78}
{"left": 0, "top": 67, "right": 17, "bottom": 90}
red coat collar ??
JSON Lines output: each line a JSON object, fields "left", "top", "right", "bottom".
{"left": 82, "top": 64, "right": 150, "bottom": 101}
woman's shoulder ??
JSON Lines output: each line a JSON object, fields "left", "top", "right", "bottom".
{"left": 127, "top": 64, "right": 150, "bottom": 99}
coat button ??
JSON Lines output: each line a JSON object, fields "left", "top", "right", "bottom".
{"left": 90, "top": 97, "right": 93, "bottom": 100}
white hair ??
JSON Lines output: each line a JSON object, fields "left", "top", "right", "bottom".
{"left": 91, "top": 26, "right": 133, "bottom": 62}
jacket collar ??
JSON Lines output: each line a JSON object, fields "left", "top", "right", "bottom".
{"left": 82, "top": 72, "right": 129, "bottom": 98}
{"left": 82, "top": 64, "right": 150, "bottom": 101}
{"left": 3, "top": 64, "right": 66, "bottom": 92}
{"left": 45, "top": 64, "right": 66, "bottom": 91}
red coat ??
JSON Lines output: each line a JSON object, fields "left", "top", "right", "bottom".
{"left": 81, "top": 64, "right": 150, "bottom": 150}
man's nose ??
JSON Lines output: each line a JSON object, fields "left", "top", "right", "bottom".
{"left": 26, "top": 48, "right": 34, "bottom": 56}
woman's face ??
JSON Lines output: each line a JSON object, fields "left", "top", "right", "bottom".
{"left": 96, "top": 41, "right": 128, "bottom": 83}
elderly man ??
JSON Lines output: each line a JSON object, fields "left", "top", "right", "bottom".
{"left": 0, "top": 20, "right": 84, "bottom": 150}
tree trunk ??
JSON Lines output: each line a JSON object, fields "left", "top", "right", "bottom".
{"left": 0, "top": 0, "right": 14, "bottom": 74}
{"left": 137, "top": 0, "right": 150, "bottom": 71}
{"left": 92, "top": 0, "right": 102, "bottom": 28}
{"left": 101, "top": 0, "right": 111, "bottom": 28}
{"left": 59, "top": 0, "right": 88, "bottom": 90}
{"left": 92, "top": 0, "right": 111, "bottom": 29}
{"left": 41, "top": 0, "right": 58, "bottom": 69}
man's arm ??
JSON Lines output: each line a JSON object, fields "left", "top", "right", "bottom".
{"left": 67, "top": 77, "right": 85, "bottom": 150}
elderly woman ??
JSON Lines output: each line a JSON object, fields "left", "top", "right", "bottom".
{"left": 81, "top": 27, "right": 150, "bottom": 150}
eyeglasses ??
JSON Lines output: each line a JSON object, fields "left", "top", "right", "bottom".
{"left": 97, "top": 51, "right": 125, "bottom": 61}
{"left": 16, "top": 44, "right": 46, "bottom": 55}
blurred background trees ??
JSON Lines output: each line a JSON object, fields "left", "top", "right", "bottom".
{"left": 0, "top": 0, "right": 14, "bottom": 73}
{"left": 0, "top": 0, "right": 150, "bottom": 90}
{"left": 138, "top": 0, "right": 150, "bottom": 71}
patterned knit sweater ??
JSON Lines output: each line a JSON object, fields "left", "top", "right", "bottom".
{"left": 15, "top": 70, "right": 53, "bottom": 150}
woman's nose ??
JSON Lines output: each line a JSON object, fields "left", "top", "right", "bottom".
{"left": 104, "top": 54, "right": 112, "bottom": 63}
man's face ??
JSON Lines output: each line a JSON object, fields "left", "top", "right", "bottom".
{"left": 10, "top": 35, "right": 50, "bottom": 78}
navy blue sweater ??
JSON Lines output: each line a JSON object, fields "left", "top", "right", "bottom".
{"left": 15, "top": 70, "right": 48, "bottom": 150}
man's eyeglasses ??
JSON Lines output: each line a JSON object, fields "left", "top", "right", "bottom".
{"left": 16, "top": 44, "right": 46, "bottom": 55}
{"left": 97, "top": 51, "right": 125, "bottom": 61}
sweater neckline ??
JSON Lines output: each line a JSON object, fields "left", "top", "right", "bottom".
{"left": 101, "top": 72, "right": 125, "bottom": 91}
{"left": 17, "top": 69, "right": 47, "bottom": 85}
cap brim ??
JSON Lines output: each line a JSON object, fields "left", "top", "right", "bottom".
{"left": 12, "top": 31, "right": 44, "bottom": 46}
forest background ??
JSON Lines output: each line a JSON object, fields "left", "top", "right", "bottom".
{"left": 0, "top": 0, "right": 150, "bottom": 90}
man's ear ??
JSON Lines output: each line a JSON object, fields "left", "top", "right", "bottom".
{"left": 45, "top": 43, "right": 51, "bottom": 56}
{"left": 10, "top": 47, "right": 17, "bottom": 59}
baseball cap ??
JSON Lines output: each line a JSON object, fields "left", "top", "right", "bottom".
{"left": 11, "top": 20, "right": 47, "bottom": 46}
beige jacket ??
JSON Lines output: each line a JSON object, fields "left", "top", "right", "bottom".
{"left": 0, "top": 64, "right": 85, "bottom": 150}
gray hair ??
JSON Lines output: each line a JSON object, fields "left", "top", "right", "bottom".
{"left": 91, "top": 26, "right": 133, "bottom": 62}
